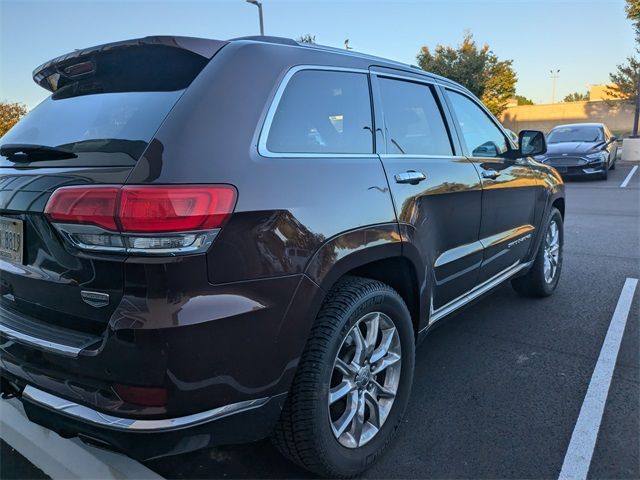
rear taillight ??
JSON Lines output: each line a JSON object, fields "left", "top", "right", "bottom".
{"left": 118, "top": 186, "right": 236, "bottom": 233}
{"left": 45, "top": 186, "right": 120, "bottom": 230}
{"left": 45, "top": 185, "right": 237, "bottom": 255}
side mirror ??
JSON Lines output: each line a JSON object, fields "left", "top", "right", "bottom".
{"left": 519, "top": 130, "right": 547, "bottom": 157}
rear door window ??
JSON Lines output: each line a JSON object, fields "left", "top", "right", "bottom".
{"left": 377, "top": 77, "right": 453, "bottom": 156}
{"left": 265, "top": 70, "right": 373, "bottom": 154}
{"left": 0, "top": 90, "right": 182, "bottom": 167}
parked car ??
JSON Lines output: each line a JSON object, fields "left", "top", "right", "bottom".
{"left": 0, "top": 36, "right": 565, "bottom": 477}
{"left": 536, "top": 123, "right": 618, "bottom": 180}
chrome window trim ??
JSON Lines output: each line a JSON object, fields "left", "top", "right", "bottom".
{"left": 442, "top": 86, "right": 516, "bottom": 155}
{"left": 370, "top": 69, "right": 438, "bottom": 86}
{"left": 22, "top": 385, "right": 270, "bottom": 432}
{"left": 370, "top": 70, "right": 459, "bottom": 159}
{"left": 257, "top": 65, "right": 375, "bottom": 159}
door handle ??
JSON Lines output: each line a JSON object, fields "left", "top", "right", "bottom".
{"left": 394, "top": 170, "right": 427, "bottom": 185}
{"left": 481, "top": 169, "right": 501, "bottom": 180}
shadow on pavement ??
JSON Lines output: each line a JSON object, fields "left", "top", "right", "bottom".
{"left": 146, "top": 439, "right": 313, "bottom": 479}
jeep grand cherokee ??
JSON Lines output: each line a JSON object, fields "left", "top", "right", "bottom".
{"left": 0, "top": 35, "right": 564, "bottom": 477}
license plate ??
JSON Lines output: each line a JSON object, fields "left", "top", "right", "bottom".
{"left": 556, "top": 167, "right": 568, "bottom": 174}
{"left": 0, "top": 216, "right": 23, "bottom": 264}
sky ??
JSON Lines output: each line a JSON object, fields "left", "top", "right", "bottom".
{"left": 0, "top": 0, "right": 636, "bottom": 108}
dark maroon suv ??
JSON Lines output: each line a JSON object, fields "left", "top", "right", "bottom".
{"left": 0, "top": 36, "right": 564, "bottom": 477}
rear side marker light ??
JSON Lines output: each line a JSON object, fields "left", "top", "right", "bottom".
{"left": 44, "top": 185, "right": 237, "bottom": 255}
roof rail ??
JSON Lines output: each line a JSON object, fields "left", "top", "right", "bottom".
{"left": 228, "top": 35, "right": 299, "bottom": 46}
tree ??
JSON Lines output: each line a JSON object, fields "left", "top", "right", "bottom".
{"left": 627, "top": 0, "right": 640, "bottom": 37}
{"left": 297, "top": 34, "right": 316, "bottom": 44}
{"left": 563, "top": 91, "right": 589, "bottom": 102}
{"left": 416, "top": 32, "right": 516, "bottom": 116}
{"left": 0, "top": 101, "right": 27, "bottom": 137}
{"left": 606, "top": 0, "right": 640, "bottom": 135}
{"left": 515, "top": 95, "right": 534, "bottom": 105}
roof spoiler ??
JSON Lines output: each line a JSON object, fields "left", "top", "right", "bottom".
{"left": 32, "top": 36, "right": 227, "bottom": 92}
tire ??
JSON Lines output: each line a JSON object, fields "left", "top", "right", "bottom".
{"left": 599, "top": 166, "right": 608, "bottom": 180}
{"left": 271, "top": 276, "right": 415, "bottom": 478}
{"left": 511, "top": 207, "right": 563, "bottom": 297}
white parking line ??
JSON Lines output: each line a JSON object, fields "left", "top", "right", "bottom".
{"left": 620, "top": 165, "right": 638, "bottom": 188}
{"left": 558, "top": 277, "right": 638, "bottom": 480}
{"left": 0, "top": 398, "right": 162, "bottom": 479}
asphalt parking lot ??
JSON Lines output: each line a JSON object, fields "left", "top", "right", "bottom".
{"left": 1, "top": 162, "right": 639, "bottom": 480}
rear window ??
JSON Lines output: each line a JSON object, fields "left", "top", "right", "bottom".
{"left": 265, "top": 70, "right": 373, "bottom": 155}
{"left": 0, "top": 90, "right": 182, "bottom": 167}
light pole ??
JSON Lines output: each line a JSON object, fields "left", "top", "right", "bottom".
{"left": 633, "top": 77, "right": 640, "bottom": 138}
{"left": 550, "top": 69, "right": 560, "bottom": 104}
{"left": 245, "top": 0, "right": 264, "bottom": 36}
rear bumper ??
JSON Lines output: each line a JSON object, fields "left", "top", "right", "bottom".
{"left": 0, "top": 272, "right": 321, "bottom": 416}
{"left": 0, "top": 272, "right": 325, "bottom": 459}
{"left": 2, "top": 379, "right": 286, "bottom": 460}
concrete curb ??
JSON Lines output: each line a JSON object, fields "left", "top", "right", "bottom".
{"left": 0, "top": 398, "right": 162, "bottom": 479}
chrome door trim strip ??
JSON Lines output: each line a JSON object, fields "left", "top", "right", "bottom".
{"left": 479, "top": 224, "right": 535, "bottom": 249}
{"left": 379, "top": 154, "right": 462, "bottom": 160}
{"left": 22, "top": 385, "right": 269, "bottom": 432}
{"left": 427, "top": 260, "right": 532, "bottom": 327}
{"left": 434, "top": 240, "right": 484, "bottom": 268}
{"left": 257, "top": 65, "right": 372, "bottom": 159}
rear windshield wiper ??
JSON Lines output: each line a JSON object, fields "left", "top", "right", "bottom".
{"left": 0, "top": 143, "right": 78, "bottom": 161}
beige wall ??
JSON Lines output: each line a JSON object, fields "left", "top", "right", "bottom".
{"left": 589, "top": 84, "right": 619, "bottom": 101}
{"left": 499, "top": 100, "right": 634, "bottom": 136}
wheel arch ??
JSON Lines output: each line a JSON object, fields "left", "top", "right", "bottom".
{"left": 303, "top": 224, "right": 425, "bottom": 337}
{"left": 552, "top": 197, "right": 565, "bottom": 219}
{"left": 345, "top": 256, "right": 421, "bottom": 336}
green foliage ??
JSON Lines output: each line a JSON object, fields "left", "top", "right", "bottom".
{"left": 627, "top": 0, "right": 639, "bottom": 27}
{"left": 0, "top": 101, "right": 27, "bottom": 137}
{"left": 628, "top": 0, "right": 640, "bottom": 49}
{"left": 606, "top": 0, "right": 640, "bottom": 103}
{"left": 515, "top": 95, "right": 534, "bottom": 105}
{"left": 297, "top": 34, "right": 316, "bottom": 44}
{"left": 608, "top": 57, "right": 640, "bottom": 101}
{"left": 416, "top": 32, "right": 516, "bottom": 116}
{"left": 563, "top": 91, "right": 589, "bottom": 102}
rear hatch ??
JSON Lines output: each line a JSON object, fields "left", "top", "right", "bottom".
{"left": 0, "top": 36, "right": 225, "bottom": 340}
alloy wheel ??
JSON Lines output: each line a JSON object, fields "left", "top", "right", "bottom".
{"left": 328, "top": 311, "right": 402, "bottom": 448}
{"left": 543, "top": 219, "right": 560, "bottom": 283}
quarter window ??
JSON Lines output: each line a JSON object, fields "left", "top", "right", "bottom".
{"left": 378, "top": 78, "right": 453, "bottom": 156}
{"left": 266, "top": 70, "right": 373, "bottom": 154}
{"left": 447, "top": 90, "right": 508, "bottom": 158}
